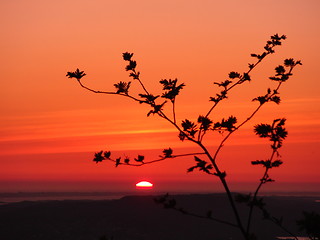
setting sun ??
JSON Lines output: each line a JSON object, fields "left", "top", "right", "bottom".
{"left": 136, "top": 181, "right": 153, "bottom": 189}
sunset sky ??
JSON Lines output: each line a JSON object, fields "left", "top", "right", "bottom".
{"left": 1, "top": 0, "right": 319, "bottom": 193}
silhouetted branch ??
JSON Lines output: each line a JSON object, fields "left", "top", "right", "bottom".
{"left": 211, "top": 58, "right": 300, "bottom": 169}
{"left": 261, "top": 207, "right": 299, "bottom": 240}
{"left": 195, "top": 141, "right": 248, "bottom": 238}
{"left": 93, "top": 150, "right": 206, "bottom": 167}
{"left": 160, "top": 78, "right": 185, "bottom": 124}
{"left": 206, "top": 75, "right": 290, "bottom": 238}
{"left": 204, "top": 34, "right": 287, "bottom": 119}
{"left": 245, "top": 61, "right": 301, "bottom": 234}
{"left": 154, "top": 194, "right": 238, "bottom": 228}
{"left": 176, "top": 208, "right": 238, "bottom": 228}
{"left": 67, "top": 34, "right": 302, "bottom": 240}
{"left": 76, "top": 79, "right": 142, "bottom": 102}
{"left": 246, "top": 146, "right": 279, "bottom": 234}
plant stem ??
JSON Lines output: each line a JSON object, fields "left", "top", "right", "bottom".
{"left": 77, "top": 80, "right": 142, "bottom": 102}
{"left": 198, "top": 142, "right": 249, "bottom": 239}
{"left": 133, "top": 69, "right": 150, "bottom": 95}
{"left": 205, "top": 56, "right": 264, "bottom": 119}
{"left": 172, "top": 100, "right": 176, "bottom": 124}
{"left": 246, "top": 148, "right": 276, "bottom": 234}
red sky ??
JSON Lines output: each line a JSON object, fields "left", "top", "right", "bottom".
{"left": 0, "top": 0, "right": 319, "bottom": 193}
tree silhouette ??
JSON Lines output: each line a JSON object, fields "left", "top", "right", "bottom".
{"left": 67, "top": 34, "right": 302, "bottom": 240}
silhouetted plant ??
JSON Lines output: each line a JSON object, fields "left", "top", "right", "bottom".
{"left": 67, "top": 34, "right": 302, "bottom": 240}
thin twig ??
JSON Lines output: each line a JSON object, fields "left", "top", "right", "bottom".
{"left": 171, "top": 206, "right": 238, "bottom": 228}
{"left": 204, "top": 41, "right": 280, "bottom": 119}
{"left": 262, "top": 210, "right": 299, "bottom": 240}
{"left": 133, "top": 69, "right": 150, "bottom": 95}
{"left": 77, "top": 79, "right": 142, "bottom": 102}
{"left": 172, "top": 100, "right": 176, "bottom": 124}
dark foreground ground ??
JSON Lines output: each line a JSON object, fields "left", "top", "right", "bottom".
{"left": 0, "top": 193, "right": 319, "bottom": 240}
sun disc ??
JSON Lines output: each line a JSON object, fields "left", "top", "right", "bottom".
{"left": 136, "top": 181, "right": 153, "bottom": 189}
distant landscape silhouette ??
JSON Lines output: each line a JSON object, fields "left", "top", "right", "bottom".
{"left": 1, "top": 194, "right": 319, "bottom": 240}
{"left": 66, "top": 34, "right": 320, "bottom": 239}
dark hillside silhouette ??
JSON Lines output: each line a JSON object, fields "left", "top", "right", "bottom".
{"left": 1, "top": 194, "right": 319, "bottom": 240}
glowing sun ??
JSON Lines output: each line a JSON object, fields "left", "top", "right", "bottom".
{"left": 136, "top": 181, "right": 153, "bottom": 189}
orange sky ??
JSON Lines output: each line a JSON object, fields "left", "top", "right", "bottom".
{"left": 0, "top": 0, "right": 319, "bottom": 193}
